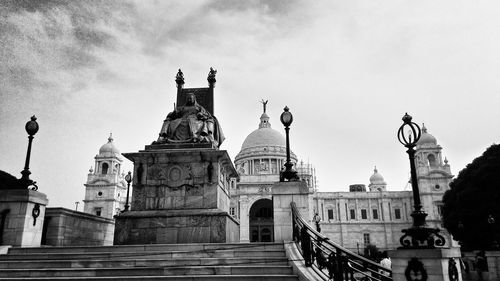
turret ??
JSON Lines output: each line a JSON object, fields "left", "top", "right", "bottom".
{"left": 414, "top": 124, "right": 453, "bottom": 220}
{"left": 83, "top": 134, "right": 128, "bottom": 218}
{"left": 368, "top": 166, "right": 387, "bottom": 192}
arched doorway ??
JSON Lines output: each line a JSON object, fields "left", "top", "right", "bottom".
{"left": 249, "top": 198, "right": 274, "bottom": 242}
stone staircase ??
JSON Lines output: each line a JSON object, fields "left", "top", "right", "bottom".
{"left": 0, "top": 242, "right": 299, "bottom": 280}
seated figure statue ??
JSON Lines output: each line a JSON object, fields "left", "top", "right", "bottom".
{"left": 156, "top": 93, "right": 224, "bottom": 147}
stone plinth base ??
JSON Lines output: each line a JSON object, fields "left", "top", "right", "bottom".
{"left": 117, "top": 147, "right": 239, "bottom": 245}
{"left": 272, "top": 181, "right": 310, "bottom": 242}
{"left": 114, "top": 209, "right": 239, "bottom": 244}
{"left": 389, "top": 247, "right": 462, "bottom": 281}
{"left": 0, "top": 189, "right": 48, "bottom": 247}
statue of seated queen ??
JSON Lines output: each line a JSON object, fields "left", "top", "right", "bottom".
{"left": 156, "top": 93, "right": 224, "bottom": 148}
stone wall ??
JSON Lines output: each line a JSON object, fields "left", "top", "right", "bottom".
{"left": 43, "top": 207, "right": 114, "bottom": 246}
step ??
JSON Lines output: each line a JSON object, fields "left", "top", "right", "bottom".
{"left": 0, "top": 265, "right": 294, "bottom": 278}
{"left": 0, "top": 257, "right": 289, "bottom": 269}
{"left": 0, "top": 249, "right": 286, "bottom": 260}
{"left": 0, "top": 275, "right": 299, "bottom": 281}
{"left": 7, "top": 243, "right": 284, "bottom": 254}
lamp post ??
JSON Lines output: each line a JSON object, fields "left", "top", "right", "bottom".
{"left": 488, "top": 214, "right": 498, "bottom": 249}
{"left": 19, "top": 115, "right": 39, "bottom": 190}
{"left": 280, "top": 106, "right": 298, "bottom": 182}
{"left": 124, "top": 171, "right": 132, "bottom": 212}
{"left": 397, "top": 113, "right": 445, "bottom": 248}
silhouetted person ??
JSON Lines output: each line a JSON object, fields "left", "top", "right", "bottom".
{"left": 476, "top": 251, "right": 488, "bottom": 281}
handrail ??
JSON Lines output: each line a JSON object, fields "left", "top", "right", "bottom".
{"left": 291, "top": 202, "right": 392, "bottom": 281}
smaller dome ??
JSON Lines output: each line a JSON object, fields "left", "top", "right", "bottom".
{"left": 369, "top": 167, "right": 386, "bottom": 185}
{"left": 417, "top": 124, "right": 437, "bottom": 145}
{"left": 99, "top": 134, "right": 120, "bottom": 156}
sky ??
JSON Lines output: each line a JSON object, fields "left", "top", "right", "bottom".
{"left": 1, "top": 1, "right": 500, "bottom": 209}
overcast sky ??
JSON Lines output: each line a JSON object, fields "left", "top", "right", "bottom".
{"left": 1, "top": 1, "right": 500, "bottom": 209}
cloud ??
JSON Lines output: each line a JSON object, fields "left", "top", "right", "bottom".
{"left": 0, "top": 1, "right": 134, "bottom": 101}
{"left": 2, "top": 0, "right": 500, "bottom": 208}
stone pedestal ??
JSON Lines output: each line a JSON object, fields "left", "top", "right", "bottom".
{"left": 389, "top": 247, "right": 462, "bottom": 281}
{"left": 114, "top": 144, "right": 239, "bottom": 244}
{"left": 272, "top": 181, "right": 310, "bottom": 242}
{"left": 0, "top": 189, "right": 48, "bottom": 247}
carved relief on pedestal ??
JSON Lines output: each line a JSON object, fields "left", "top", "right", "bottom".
{"left": 147, "top": 164, "right": 168, "bottom": 181}
{"left": 147, "top": 164, "right": 198, "bottom": 187}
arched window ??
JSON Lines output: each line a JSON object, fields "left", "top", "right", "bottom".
{"left": 102, "top": 163, "right": 109, "bottom": 174}
{"left": 427, "top": 154, "right": 437, "bottom": 167}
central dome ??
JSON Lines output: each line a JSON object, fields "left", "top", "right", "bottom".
{"left": 241, "top": 127, "right": 285, "bottom": 149}
{"left": 235, "top": 103, "right": 296, "bottom": 166}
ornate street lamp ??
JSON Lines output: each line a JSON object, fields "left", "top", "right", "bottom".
{"left": 397, "top": 113, "right": 445, "bottom": 248}
{"left": 488, "top": 214, "right": 498, "bottom": 249}
{"left": 124, "top": 171, "right": 132, "bottom": 212}
{"left": 280, "top": 106, "right": 299, "bottom": 182}
{"left": 19, "top": 115, "right": 39, "bottom": 190}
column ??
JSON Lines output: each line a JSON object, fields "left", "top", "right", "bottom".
{"left": 239, "top": 196, "right": 250, "bottom": 242}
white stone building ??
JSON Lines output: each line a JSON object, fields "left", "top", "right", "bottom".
{"left": 230, "top": 106, "right": 453, "bottom": 251}
{"left": 83, "top": 135, "right": 129, "bottom": 219}
{"left": 230, "top": 105, "right": 310, "bottom": 242}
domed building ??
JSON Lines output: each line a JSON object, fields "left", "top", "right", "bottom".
{"left": 231, "top": 104, "right": 454, "bottom": 250}
{"left": 83, "top": 134, "right": 128, "bottom": 219}
{"left": 230, "top": 103, "right": 315, "bottom": 242}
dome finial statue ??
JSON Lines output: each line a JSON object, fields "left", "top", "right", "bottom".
{"left": 260, "top": 99, "right": 268, "bottom": 113}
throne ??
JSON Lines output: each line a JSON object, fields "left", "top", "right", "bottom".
{"left": 176, "top": 68, "right": 216, "bottom": 115}
{"left": 150, "top": 68, "right": 221, "bottom": 149}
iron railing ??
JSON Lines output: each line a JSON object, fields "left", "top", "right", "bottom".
{"left": 291, "top": 202, "right": 392, "bottom": 281}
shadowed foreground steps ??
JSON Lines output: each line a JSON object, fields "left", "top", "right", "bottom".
{"left": 0, "top": 242, "right": 299, "bottom": 280}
